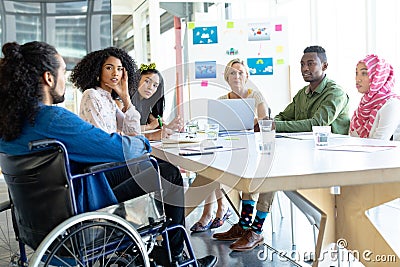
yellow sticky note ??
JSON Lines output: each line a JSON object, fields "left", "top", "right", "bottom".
{"left": 188, "top": 22, "right": 195, "bottom": 29}
{"left": 277, "top": 59, "right": 285, "bottom": 65}
{"left": 227, "top": 21, "right": 234, "bottom": 29}
{"left": 276, "top": 46, "right": 284, "bottom": 53}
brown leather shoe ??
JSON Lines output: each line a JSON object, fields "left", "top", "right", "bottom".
{"left": 229, "top": 229, "right": 264, "bottom": 251}
{"left": 212, "top": 223, "right": 246, "bottom": 241}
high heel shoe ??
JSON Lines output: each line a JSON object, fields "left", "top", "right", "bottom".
{"left": 210, "top": 208, "right": 232, "bottom": 229}
{"left": 190, "top": 219, "right": 213, "bottom": 232}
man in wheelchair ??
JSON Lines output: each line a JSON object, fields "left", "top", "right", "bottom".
{"left": 0, "top": 41, "right": 217, "bottom": 267}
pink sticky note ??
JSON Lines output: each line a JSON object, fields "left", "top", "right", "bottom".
{"left": 275, "top": 24, "right": 282, "bottom": 31}
{"left": 201, "top": 80, "right": 208, "bottom": 87}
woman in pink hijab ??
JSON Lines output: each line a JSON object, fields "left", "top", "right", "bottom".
{"left": 350, "top": 54, "right": 400, "bottom": 140}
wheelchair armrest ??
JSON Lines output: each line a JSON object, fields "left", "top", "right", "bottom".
{"left": 29, "top": 139, "right": 65, "bottom": 151}
{"left": 84, "top": 154, "right": 152, "bottom": 174}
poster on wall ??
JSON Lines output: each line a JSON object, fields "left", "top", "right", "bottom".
{"left": 186, "top": 17, "right": 289, "bottom": 117}
{"left": 193, "top": 26, "right": 218, "bottom": 45}
{"left": 247, "top": 57, "right": 273, "bottom": 75}
{"left": 248, "top": 22, "right": 271, "bottom": 41}
{"left": 195, "top": 61, "right": 217, "bottom": 79}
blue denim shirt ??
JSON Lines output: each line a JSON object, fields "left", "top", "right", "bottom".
{"left": 0, "top": 105, "right": 152, "bottom": 212}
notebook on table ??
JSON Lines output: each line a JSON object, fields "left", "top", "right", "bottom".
{"left": 161, "top": 133, "right": 202, "bottom": 144}
{"left": 207, "top": 98, "right": 256, "bottom": 132}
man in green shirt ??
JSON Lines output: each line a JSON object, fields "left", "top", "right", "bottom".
{"left": 274, "top": 45, "right": 350, "bottom": 134}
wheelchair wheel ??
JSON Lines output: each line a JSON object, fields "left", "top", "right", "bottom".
{"left": 29, "top": 212, "right": 149, "bottom": 267}
{"left": 0, "top": 200, "right": 33, "bottom": 266}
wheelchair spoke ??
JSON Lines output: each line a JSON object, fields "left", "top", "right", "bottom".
{"left": 30, "top": 213, "right": 149, "bottom": 267}
{"left": 0, "top": 206, "right": 33, "bottom": 266}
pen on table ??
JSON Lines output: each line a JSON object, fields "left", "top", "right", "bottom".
{"left": 275, "top": 134, "right": 303, "bottom": 140}
{"left": 179, "top": 151, "right": 214, "bottom": 156}
{"left": 157, "top": 115, "right": 163, "bottom": 128}
{"left": 203, "top": 146, "right": 223, "bottom": 150}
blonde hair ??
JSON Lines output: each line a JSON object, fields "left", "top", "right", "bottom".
{"left": 223, "top": 58, "right": 249, "bottom": 83}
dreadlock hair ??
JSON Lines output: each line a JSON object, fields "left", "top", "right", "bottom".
{"left": 0, "top": 41, "right": 60, "bottom": 141}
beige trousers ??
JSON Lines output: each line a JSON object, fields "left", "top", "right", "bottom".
{"left": 242, "top": 191, "right": 275, "bottom": 212}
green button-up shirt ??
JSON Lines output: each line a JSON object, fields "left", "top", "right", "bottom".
{"left": 274, "top": 76, "right": 350, "bottom": 134}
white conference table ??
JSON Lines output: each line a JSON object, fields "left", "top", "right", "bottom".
{"left": 151, "top": 133, "right": 400, "bottom": 267}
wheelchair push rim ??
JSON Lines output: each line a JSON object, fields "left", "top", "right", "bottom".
{"left": 29, "top": 212, "right": 150, "bottom": 267}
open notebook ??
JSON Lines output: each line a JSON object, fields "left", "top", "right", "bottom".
{"left": 161, "top": 133, "right": 202, "bottom": 144}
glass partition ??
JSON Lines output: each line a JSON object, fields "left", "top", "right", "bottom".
{"left": 0, "top": 0, "right": 111, "bottom": 70}
{"left": 0, "top": 0, "right": 111, "bottom": 113}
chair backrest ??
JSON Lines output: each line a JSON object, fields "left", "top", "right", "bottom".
{"left": 0, "top": 143, "right": 74, "bottom": 249}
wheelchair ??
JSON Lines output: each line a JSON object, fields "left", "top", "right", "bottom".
{"left": 0, "top": 139, "right": 197, "bottom": 266}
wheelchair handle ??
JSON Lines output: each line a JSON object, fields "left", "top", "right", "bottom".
{"left": 29, "top": 139, "right": 65, "bottom": 151}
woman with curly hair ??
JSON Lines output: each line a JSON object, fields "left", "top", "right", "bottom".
{"left": 131, "top": 63, "right": 183, "bottom": 132}
{"left": 70, "top": 47, "right": 142, "bottom": 136}
{"left": 70, "top": 47, "right": 190, "bottom": 263}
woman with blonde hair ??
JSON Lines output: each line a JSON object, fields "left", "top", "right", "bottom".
{"left": 191, "top": 58, "right": 274, "bottom": 252}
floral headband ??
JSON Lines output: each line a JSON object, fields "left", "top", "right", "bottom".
{"left": 140, "top": 63, "right": 156, "bottom": 73}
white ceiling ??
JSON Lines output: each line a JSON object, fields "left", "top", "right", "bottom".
{"left": 111, "top": 0, "right": 145, "bottom": 15}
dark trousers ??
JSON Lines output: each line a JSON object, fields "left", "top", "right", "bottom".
{"left": 104, "top": 157, "right": 184, "bottom": 256}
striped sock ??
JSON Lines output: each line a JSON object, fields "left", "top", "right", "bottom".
{"left": 251, "top": 210, "right": 268, "bottom": 234}
{"left": 238, "top": 200, "right": 255, "bottom": 230}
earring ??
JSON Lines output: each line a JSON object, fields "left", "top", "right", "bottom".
{"left": 96, "top": 76, "right": 99, "bottom": 82}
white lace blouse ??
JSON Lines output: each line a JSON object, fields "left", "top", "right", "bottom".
{"left": 79, "top": 87, "right": 141, "bottom": 135}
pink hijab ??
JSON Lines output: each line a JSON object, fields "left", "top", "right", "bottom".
{"left": 350, "top": 54, "right": 400, "bottom": 138}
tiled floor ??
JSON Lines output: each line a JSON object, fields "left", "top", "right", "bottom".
{"left": 185, "top": 192, "right": 309, "bottom": 267}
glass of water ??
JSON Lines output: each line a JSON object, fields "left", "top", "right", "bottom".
{"left": 312, "top": 126, "right": 331, "bottom": 147}
{"left": 257, "top": 119, "right": 275, "bottom": 154}
{"left": 205, "top": 123, "right": 219, "bottom": 140}
{"left": 186, "top": 121, "right": 199, "bottom": 138}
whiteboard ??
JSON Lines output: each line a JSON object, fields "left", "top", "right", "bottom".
{"left": 184, "top": 17, "right": 290, "bottom": 122}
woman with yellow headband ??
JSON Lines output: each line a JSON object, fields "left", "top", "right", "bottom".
{"left": 131, "top": 63, "right": 183, "bottom": 134}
